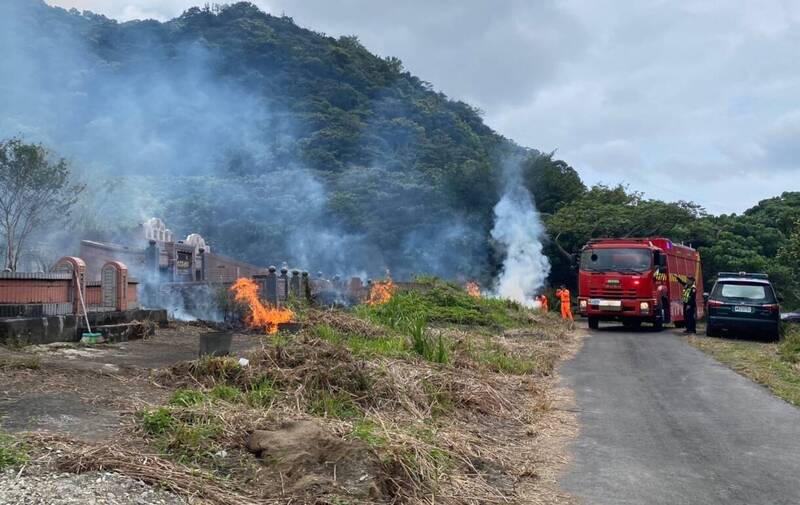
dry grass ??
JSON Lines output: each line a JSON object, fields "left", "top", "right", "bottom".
{"left": 15, "top": 288, "right": 581, "bottom": 505}
{"left": 0, "top": 354, "right": 41, "bottom": 370}
{"left": 27, "top": 434, "right": 262, "bottom": 505}
{"left": 305, "top": 308, "right": 388, "bottom": 338}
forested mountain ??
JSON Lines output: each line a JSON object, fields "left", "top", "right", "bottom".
{"left": 0, "top": 0, "right": 583, "bottom": 281}
{"left": 1, "top": 0, "right": 798, "bottom": 306}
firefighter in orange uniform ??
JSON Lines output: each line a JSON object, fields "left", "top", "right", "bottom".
{"left": 537, "top": 294, "right": 549, "bottom": 312}
{"left": 555, "top": 285, "right": 574, "bottom": 323}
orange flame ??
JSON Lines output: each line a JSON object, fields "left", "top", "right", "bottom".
{"left": 465, "top": 281, "right": 481, "bottom": 298}
{"left": 367, "top": 274, "right": 396, "bottom": 306}
{"left": 230, "top": 278, "right": 294, "bottom": 334}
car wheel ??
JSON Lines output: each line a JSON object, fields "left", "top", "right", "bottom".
{"left": 705, "top": 325, "right": 717, "bottom": 337}
{"left": 588, "top": 317, "right": 599, "bottom": 330}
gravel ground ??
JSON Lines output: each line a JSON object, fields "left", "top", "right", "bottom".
{"left": 0, "top": 469, "right": 186, "bottom": 505}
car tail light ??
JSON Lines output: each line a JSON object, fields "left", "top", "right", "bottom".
{"left": 762, "top": 304, "right": 779, "bottom": 313}
{"left": 707, "top": 300, "right": 723, "bottom": 308}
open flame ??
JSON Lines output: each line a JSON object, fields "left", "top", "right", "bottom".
{"left": 367, "top": 273, "right": 396, "bottom": 306}
{"left": 465, "top": 281, "right": 481, "bottom": 298}
{"left": 230, "top": 277, "right": 294, "bottom": 334}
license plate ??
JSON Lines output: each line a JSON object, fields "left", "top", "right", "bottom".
{"left": 734, "top": 306, "right": 752, "bottom": 313}
{"left": 589, "top": 298, "right": 622, "bottom": 310}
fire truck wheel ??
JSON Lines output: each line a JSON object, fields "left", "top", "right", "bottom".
{"left": 588, "top": 317, "right": 599, "bottom": 330}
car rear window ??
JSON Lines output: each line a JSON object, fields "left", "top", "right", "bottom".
{"left": 712, "top": 281, "right": 774, "bottom": 302}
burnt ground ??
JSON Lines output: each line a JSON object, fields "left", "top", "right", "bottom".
{"left": 0, "top": 324, "right": 263, "bottom": 441}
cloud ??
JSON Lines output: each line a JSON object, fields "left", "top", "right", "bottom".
{"left": 759, "top": 110, "right": 800, "bottom": 168}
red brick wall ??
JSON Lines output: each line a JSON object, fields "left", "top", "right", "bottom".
{"left": 0, "top": 274, "right": 72, "bottom": 304}
{"left": 85, "top": 283, "right": 102, "bottom": 306}
{"left": 128, "top": 283, "right": 139, "bottom": 308}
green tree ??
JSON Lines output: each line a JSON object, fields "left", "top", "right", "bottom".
{"left": 0, "top": 138, "right": 84, "bottom": 271}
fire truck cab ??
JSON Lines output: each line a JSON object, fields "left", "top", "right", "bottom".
{"left": 577, "top": 238, "right": 703, "bottom": 330}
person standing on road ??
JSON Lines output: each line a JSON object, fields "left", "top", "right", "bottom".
{"left": 555, "top": 285, "right": 574, "bottom": 324}
{"left": 677, "top": 276, "right": 697, "bottom": 334}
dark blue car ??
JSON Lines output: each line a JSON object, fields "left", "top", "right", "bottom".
{"left": 705, "top": 272, "right": 781, "bottom": 340}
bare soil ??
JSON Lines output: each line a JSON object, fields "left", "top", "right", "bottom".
{"left": 0, "top": 324, "right": 263, "bottom": 441}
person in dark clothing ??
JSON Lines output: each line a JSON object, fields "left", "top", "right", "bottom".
{"left": 677, "top": 276, "right": 697, "bottom": 334}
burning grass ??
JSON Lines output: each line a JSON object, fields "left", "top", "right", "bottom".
{"left": 230, "top": 277, "right": 294, "bottom": 334}
{"left": 29, "top": 278, "right": 577, "bottom": 504}
{"left": 368, "top": 273, "right": 397, "bottom": 306}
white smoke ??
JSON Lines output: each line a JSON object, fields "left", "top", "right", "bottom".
{"left": 490, "top": 161, "right": 550, "bottom": 307}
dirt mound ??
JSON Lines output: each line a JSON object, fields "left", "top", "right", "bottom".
{"left": 246, "top": 420, "right": 388, "bottom": 499}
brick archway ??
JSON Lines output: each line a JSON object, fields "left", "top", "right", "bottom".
{"left": 101, "top": 261, "right": 128, "bottom": 311}
{"left": 53, "top": 256, "right": 86, "bottom": 314}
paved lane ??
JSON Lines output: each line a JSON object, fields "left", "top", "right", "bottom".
{"left": 560, "top": 325, "right": 800, "bottom": 505}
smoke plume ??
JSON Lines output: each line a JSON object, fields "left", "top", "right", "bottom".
{"left": 490, "top": 161, "right": 550, "bottom": 306}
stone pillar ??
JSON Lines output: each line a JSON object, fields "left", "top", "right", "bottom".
{"left": 197, "top": 248, "right": 206, "bottom": 282}
{"left": 263, "top": 266, "right": 278, "bottom": 305}
{"left": 301, "top": 271, "right": 311, "bottom": 300}
{"left": 278, "top": 267, "right": 289, "bottom": 304}
{"left": 290, "top": 269, "right": 301, "bottom": 298}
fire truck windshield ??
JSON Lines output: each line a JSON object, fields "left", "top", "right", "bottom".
{"left": 580, "top": 248, "right": 652, "bottom": 273}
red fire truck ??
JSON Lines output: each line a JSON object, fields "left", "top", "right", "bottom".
{"left": 577, "top": 238, "right": 703, "bottom": 330}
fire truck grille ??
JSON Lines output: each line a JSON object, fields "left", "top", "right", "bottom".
{"left": 589, "top": 288, "right": 638, "bottom": 298}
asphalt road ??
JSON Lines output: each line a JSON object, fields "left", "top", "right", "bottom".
{"left": 559, "top": 324, "right": 800, "bottom": 505}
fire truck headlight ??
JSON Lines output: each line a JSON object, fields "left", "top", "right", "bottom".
{"left": 640, "top": 302, "right": 650, "bottom": 313}
{"left": 579, "top": 299, "right": 587, "bottom": 311}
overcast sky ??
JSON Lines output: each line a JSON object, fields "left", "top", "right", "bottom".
{"left": 47, "top": 0, "right": 800, "bottom": 214}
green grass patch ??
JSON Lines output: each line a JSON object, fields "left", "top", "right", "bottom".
{"left": 193, "top": 356, "right": 243, "bottom": 381}
{"left": 209, "top": 384, "right": 241, "bottom": 403}
{"left": 246, "top": 378, "right": 278, "bottom": 408}
{"left": 408, "top": 320, "right": 450, "bottom": 365}
{"left": 137, "top": 407, "right": 223, "bottom": 464}
{"left": 138, "top": 407, "right": 175, "bottom": 435}
{"left": 311, "top": 323, "right": 408, "bottom": 359}
{"left": 475, "top": 341, "right": 538, "bottom": 374}
{"left": 0, "top": 432, "right": 28, "bottom": 470}
{"left": 349, "top": 419, "right": 389, "bottom": 448}
{"left": 170, "top": 389, "right": 206, "bottom": 407}
{"left": 689, "top": 335, "right": 800, "bottom": 406}
{"left": 307, "top": 390, "right": 360, "bottom": 420}
{"left": 359, "top": 280, "right": 534, "bottom": 330}
{"left": 778, "top": 326, "right": 800, "bottom": 364}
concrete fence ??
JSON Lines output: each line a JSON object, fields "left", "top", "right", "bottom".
{"left": 0, "top": 257, "right": 138, "bottom": 318}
